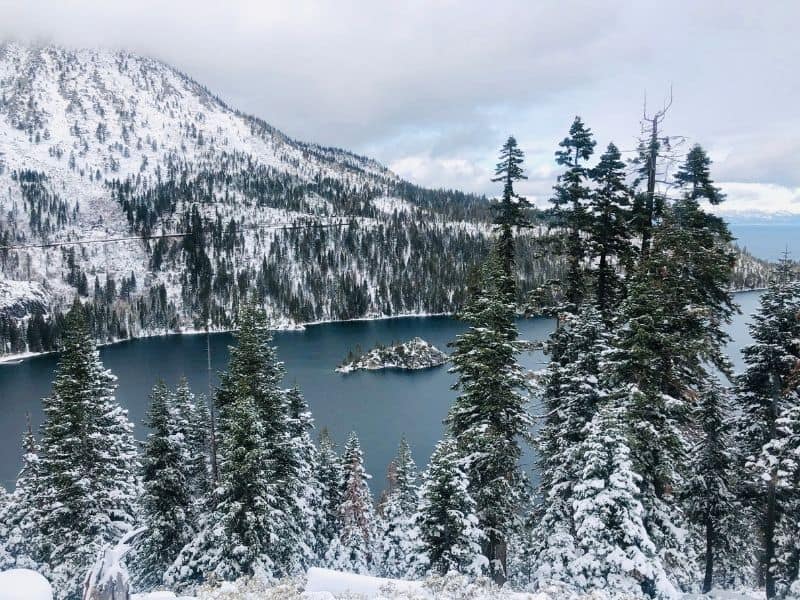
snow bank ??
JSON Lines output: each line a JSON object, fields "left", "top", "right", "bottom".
{"left": 0, "top": 569, "right": 53, "bottom": 600}
{"left": 118, "top": 568, "right": 767, "bottom": 600}
{"left": 305, "top": 567, "right": 426, "bottom": 597}
{"left": 132, "top": 592, "right": 197, "bottom": 600}
{"left": 304, "top": 569, "right": 556, "bottom": 599}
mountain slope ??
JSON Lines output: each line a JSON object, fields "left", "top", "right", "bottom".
{"left": 0, "top": 43, "right": 773, "bottom": 357}
{"left": 0, "top": 42, "right": 529, "bottom": 356}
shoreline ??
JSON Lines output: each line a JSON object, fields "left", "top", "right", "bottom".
{"left": 0, "top": 311, "right": 456, "bottom": 365}
{"left": 0, "top": 287, "right": 768, "bottom": 365}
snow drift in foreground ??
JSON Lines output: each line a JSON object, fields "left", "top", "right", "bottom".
{"left": 144, "top": 569, "right": 763, "bottom": 600}
{"left": 0, "top": 568, "right": 765, "bottom": 600}
{"left": 0, "top": 569, "right": 53, "bottom": 600}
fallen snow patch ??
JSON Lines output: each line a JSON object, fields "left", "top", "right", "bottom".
{"left": 305, "top": 568, "right": 426, "bottom": 597}
{"left": 0, "top": 569, "right": 53, "bottom": 600}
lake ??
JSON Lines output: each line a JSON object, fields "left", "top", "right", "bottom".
{"left": 0, "top": 290, "right": 763, "bottom": 492}
{"left": 729, "top": 222, "right": 800, "bottom": 261}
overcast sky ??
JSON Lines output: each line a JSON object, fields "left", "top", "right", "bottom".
{"left": 2, "top": 0, "right": 798, "bottom": 219}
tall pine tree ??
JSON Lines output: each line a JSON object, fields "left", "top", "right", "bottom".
{"left": 551, "top": 117, "right": 596, "bottom": 310}
{"left": 605, "top": 143, "right": 734, "bottom": 592}
{"left": 415, "top": 438, "right": 486, "bottom": 578}
{"left": 326, "top": 432, "right": 376, "bottom": 575}
{"left": 37, "top": 298, "right": 138, "bottom": 600}
{"left": 132, "top": 381, "right": 195, "bottom": 591}
{"left": 736, "top": 259, "right": 800, "bottom": 599}
{"left": 490, "top": 135, "right": 530, "bottom": 290}
{"left": 447, "top": 249, "right": 530, "bottom": 583}
{"left": 377, "top": 437, "right": 419, "bottom": 578}
{"left": 586, "top": 142, "right": 632, "bottom": 318}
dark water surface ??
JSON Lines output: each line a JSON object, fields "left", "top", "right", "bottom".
{"left": 0, "top": 291, "right": 763, "bottom": 491}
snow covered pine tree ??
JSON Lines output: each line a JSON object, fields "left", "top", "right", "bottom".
{"left": 377, "top": 437, "right": 419, "bottom": 578}
{"left": 326, "top": 432, "right": 377, "bottom": 575}
{"left": 737, "top": 258, "right": 800, "bottom": 599}
{"left": 36, "top": 299, "right": 138, "bottom": 600}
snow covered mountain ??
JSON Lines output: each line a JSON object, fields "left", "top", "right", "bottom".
{"left": 0, "top": 42, "right": 512, "bottom": 355}
{"left": 0, "top": 42, "right": 773, "bottom": 357}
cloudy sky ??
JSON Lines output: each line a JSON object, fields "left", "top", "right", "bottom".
{"left": 2, "top": 0, "right": 798, "bottom": 219}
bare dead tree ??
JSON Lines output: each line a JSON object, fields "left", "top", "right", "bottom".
{"left": 636, "top": 87, "right": 674, "bottom": 260}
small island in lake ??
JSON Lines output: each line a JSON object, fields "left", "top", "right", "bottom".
{"left": 335, "top": 337, "right": 449, "bottom": 374}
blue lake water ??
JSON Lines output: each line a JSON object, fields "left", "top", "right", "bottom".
{"left": 729, "top": 222, "right": 800, "bottom": 261}
{"left": 0, "top": 290, "right": 764, "bottom": 493}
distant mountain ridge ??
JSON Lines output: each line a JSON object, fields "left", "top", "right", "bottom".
{"left": 0, "top": 42, "right": 773, "bottom": 357}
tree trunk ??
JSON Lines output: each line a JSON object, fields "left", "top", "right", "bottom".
{"left": 703, "top": 512, "right": 714, "bottom": 593}
{"left": 640, "top": 118, "right": 658, "bottom": 261}
{"left": 489, "top": 535, "right": 508, "bottom": 586}
{"left": 765, "top": 480, "right": 777, "bottom": 600}
{"left": 765, "top": 373, "right": 783, "bottom": 600}
{"left": 598, "top": 251, "right": 608, "bottom": 316}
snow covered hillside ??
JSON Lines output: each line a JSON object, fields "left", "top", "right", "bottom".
{"left": 0, "top": 42, "right": 545, "bottom": 357}
{"left": 0, "top": 42, "right": 773, "bottom": 357}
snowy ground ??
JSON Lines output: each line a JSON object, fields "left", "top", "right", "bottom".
{"left": 0, "top": 568, "right": 765, "bottom": 600}
{"left": 0, "top": 569, "right": 53, "bottom": 600}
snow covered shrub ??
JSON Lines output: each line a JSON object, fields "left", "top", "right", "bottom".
{"left": 196, "top": 575, "right": 305, "bottom": 600}
{"left": 420, "top": 571, "right": 533, "bottom": 599}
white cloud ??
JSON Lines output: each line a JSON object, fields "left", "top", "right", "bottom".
{"left": 713, "top": 182, "right": 800, "bottom": 219}
{"left": 1, "top": 0, "right": 798, "bottom": 215}
{"left": 389, "top": 155, "right": 488, "bottom": 194}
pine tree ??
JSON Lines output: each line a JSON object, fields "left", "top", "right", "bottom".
{"left": 172, "top": 378, "right": 212, "bottom": 504}
{"left": 736, "top": 259, "right": 800, "bottom": 599}
{"left": 609, "top": 273, "right": 697, "bottom": 589}
{"left": 215, "top": 301, "right": 286, "bottom": 432}
{"left": 490, "top": 135, "right": 529, "bottom": 289}
{"left": 216, "top": 300, "right": 303, "bottom": 574}
{"left": 326, "top": 432, "right": 376, "bottom": 575}
{"left": 531, "top": 304, "right": 611, "bottom": 587}
{"left": 415, "top": 438, "right": 486, "bottom": 577}
{"left": 607, "top": 146, "right": 735, "bottom": 590}
{"left": 169, "top": 301, "right": 303, "bottom": 588}
{"left": 683, "top": 379, "right": 751, "bottom": 593}
{"left": 447, "top": 250, "right": 530, "bottom": 582}
{"left": 277, "top": 385, "right": 321, "bottom": 575}
{"left": 168, "top": 394, "right": 282, "bottom": 590}
{"left": 37, "top": 299, "right": 138, "bottom": 600}
{"left": 551, "top": 116, "right": 596, "bottom": 310}
{"left": 587, "top": 142, "right": 632, "bottom": 318}
{"left": 673, "top": 144, "right": 725, "bottom": 205}
{"left": 378, "top": 437, "right": 419, "bottom": 578}
{"left": 316, "top": 429, "right": 344, "bottom": 564}
{"left": 0, "top": 485, "right": 11, "bottom": 569}
{"left": 769, "top": 402, "right": 800, "bottom": 597}
{"left": 570, "top": 401, "right": 676, "bottom": 599}
{"left": 132, "top": 381, "right": 195, "bottom": 591}
{"left": 0, "top": 418, "right": 46, "bottom": 571}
